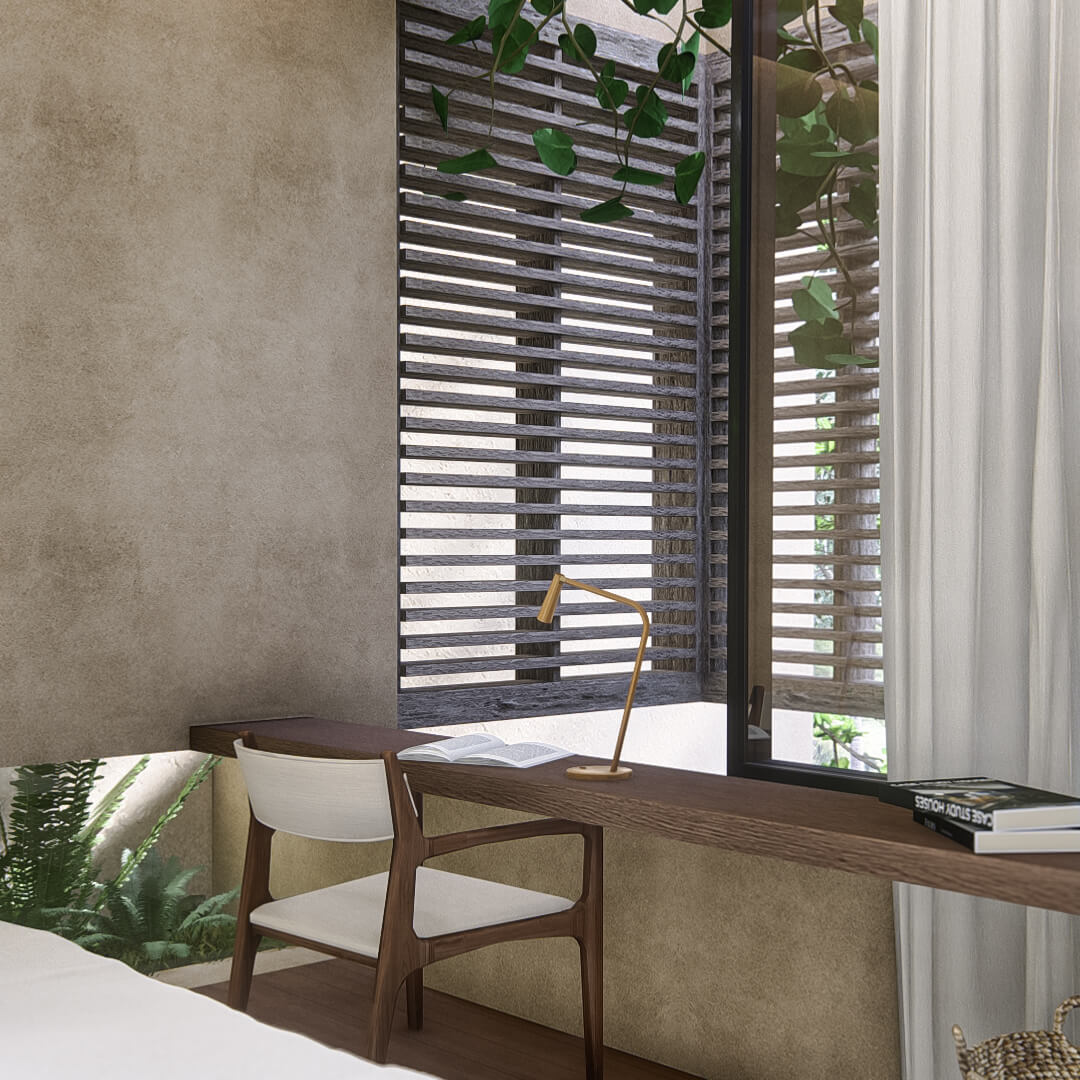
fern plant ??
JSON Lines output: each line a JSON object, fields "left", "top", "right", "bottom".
{"left": 0, "top": 754, "right": 218, "bottom": 939}
{"left": 70, "top": 848, "right": 238, "bottom": 975}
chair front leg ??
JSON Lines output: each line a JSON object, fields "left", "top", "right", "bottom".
{"left": 227, "top": 812, "right": 273, "bottom": 1011}
{"left": 578, "top": 825, "right": 604, "bottom": 1080}
{"left": 406, "top": 968, "right": 424, "bottom": 1030}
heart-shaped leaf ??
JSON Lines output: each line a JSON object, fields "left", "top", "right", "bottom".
{"left": 494, "top": 15, "right": 535, "bottom": 74}
{"left": 532, "top": 127, "right": 577, "bottom": 176}
{"left": 438, "top": 148, "right": 498, "bottom": 175}
{"left": 701, "top": 0, "right": 733, "bottom": 23}
{"left": 531, "top": 0, "right": 564, "bottom": 13}
{"left": 825, "top": 84, "right": 877, "bottom": 147}
{"left": 431, "top": 87, "right": 449, "bottom": 132}
{"left": 573, "top": 23, "right": 597, "bottom": 59}
{"left": 624, "top": 84, "right": 668, "bottom": 139}
{"left": 595, "top": 59, "right": 629, "bottom": 109}
{"left": 777, "top": 123, "right": 837, "bottom": 176}
{"left": 829, "top": 0, "right": 864, "bottom": 42}
{"left": 790, "top": 318, "right": 851, "bottom": 368}
{"left": 581, "top": 197, "right": 634, "bottom": 224}
{"left": 447, "top": 15, "right": 486, "bottom": 45}
{"left": 792, "top": 275, "right": 838, "bottom": 323}
{"left": 613, "top": 164, "right": 665, "bottom": 186}
{"left": 844, "top": 177, "right": 877, "bottom": 232}
{"left": 826, "top": 353, "right": 878, "bottom": 367}
{"left": 674, "top": 150, "right": 706, "bottom": 205}
{"left": 775, "top": 63, "right": 823, "bottom": 118}
{"left": 779, "top": 49, "right": 824, "bottom": 73}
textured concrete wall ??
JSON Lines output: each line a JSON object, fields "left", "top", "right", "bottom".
{"left": 214, "top": 758, "right": 901, "bottom": 1080}
{"left": 0, "top": 2, "right": 399, "bottom": 767}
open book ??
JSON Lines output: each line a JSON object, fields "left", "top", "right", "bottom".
{"left": 398, "top": 733, "right": 573, "bottom": 769}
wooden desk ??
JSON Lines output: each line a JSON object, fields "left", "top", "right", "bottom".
{"left": 190, "top": 715, "right": 1080, "bottom": 916}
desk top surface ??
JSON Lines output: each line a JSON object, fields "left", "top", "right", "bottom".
{"left": 190, "top": 716, "right": 1080, "bottom": 915}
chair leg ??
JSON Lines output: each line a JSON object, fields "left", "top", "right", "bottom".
{"left": 227, "top": 920, "right": 261, "bottom": 1012}
{"left": 368, "top": 959, "right": 404, "bottom": 1063}
{"left": 579, "top": 935, "right": 604, "bottom": 1080}
{"left": 406, "top": 968, "right": 424, "bottom": 1030}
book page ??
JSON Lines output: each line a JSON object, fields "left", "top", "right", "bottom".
{"left": 399, "top": 733, "right": 505, "bottom": 762}
{"left": 464, "top": 742, "right": 573, "bottom": 768}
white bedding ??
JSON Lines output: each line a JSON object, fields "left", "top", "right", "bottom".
{"left": 0, "top": 921, "right": 434, "bottom": 1079}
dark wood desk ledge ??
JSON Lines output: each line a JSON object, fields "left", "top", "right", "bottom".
{"left": 191, "top": 716, "right": 1080, "bottom": 916}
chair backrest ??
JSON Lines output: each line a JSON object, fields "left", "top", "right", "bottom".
{"left": 233, "top": 740, "right": 395, "bottom": 843}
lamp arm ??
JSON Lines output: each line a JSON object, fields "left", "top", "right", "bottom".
{"left": 554, "top": 575, "right": 650, "bottom": 773}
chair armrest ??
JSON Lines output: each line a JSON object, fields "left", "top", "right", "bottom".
{"left": 425, "top": 818, "right": 591, "bottom": 860}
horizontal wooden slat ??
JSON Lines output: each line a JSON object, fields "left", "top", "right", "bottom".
{"left": 773, "top": 650, "right": 882, "bottom": 670}
{"left": 403, "top": 389, "right": 695, "bottom": 425}
{"left": 402, "top": 599, "right": 696, "bottom": 622}
{"left": 402, "top": 624, "right": 693, "bottom": 649}
{"left": 402, "top": 576, "right": 694, "bottom": 594}
{"left": 773, "top": 627, "right": 882, "bottom": 643}
{"left": 401, "top": 334, "right": 695, "bottom": 377}
{"left": 402, "top": 220, "right": 698, "bottom": 283}
{"left": 401, "top": 417, "right": 696, "bottom": 446}
{"left": 400, "top": 277, "right": 697, "bottom": 329}
{"left": 402, "top": 500, "right": 696, "bottom": 518}
{"left": 772, "top": 602, "right": 882, "bottom": 618}
{"left": 401, "top": 249, "right": 696, "bottom": 306}
{"left": 401, "top": 445, "right": 692, "bottom": 471}
{"left": 769, "top": 578, "right": 882, "bottom": 593}
{"left": 402, "top": 646, "right": 695, "bottom": 676}
{"left": 401, "top": 305, "right": 693, "bottom": 353}
{"left": 770, "top": 503, "right": 880, "bottom": 517}
{"left": 772, "top": 477, "right": 879, "bottom": 492}
{"left": 772, "top": 677, "right": 884, "bottom": 719}
{"left": 402, "top": 528, "right": 696, "bottom": 541}
{"left": 403, "top": 474, "right": 695, "bottom": 495}
{"left": 403, "top": 553, "right": 695, "bottom": 568}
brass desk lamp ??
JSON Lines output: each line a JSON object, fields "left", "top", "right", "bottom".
{"left": 537, "top": 573, "right": 650, "bottom": 781}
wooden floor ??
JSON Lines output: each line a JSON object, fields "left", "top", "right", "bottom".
{"left": 197, "top": 959, "right": 701, "bottom": 1080}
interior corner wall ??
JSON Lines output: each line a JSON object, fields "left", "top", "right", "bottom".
{"left": 0, "top": 1, "right": 399, "bottom": 767}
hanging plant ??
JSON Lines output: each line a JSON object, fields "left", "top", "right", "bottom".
{"left": 432, "top": 0, "right": 879, "bottom": 369}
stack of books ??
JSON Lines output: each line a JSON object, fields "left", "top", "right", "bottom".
{"left": 879, "top": 777, "right": 1080, "bottom": 853}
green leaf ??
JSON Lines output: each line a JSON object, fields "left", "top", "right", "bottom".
{"left": 825, "top": 84, "right": 878, "bottom": 147}
{"left": 693, "top": 8, "right": 731, "bottom": 28}
{"left": 778, "top": 27, "right": 805, "bottom": 45}
{"left": 612, "top": 164, "right": 665, "bottom": 186}
{"left": 791, "top": 275, "right": 838, "bottom": 323}
{"left": 775, "top": 203, "right": 804, "bottom": 237}
{"left": 573, "top": 23, "right": 597, "bottom": 59}
{"left": 495, "top": 15, "right": 535, "bottom": 74}
{"left": 442, "top": 191, "right": 467, "bottom": 201}
{"left": 624, "top": 84, "right": 668, "bottom": 139}
{"left": 810, "top": 149, "right": 876, "bottom": 170}
{"left": 674, "top": 150, "right": 706, "bottom": 205}
{"left": 775, "top": 63, "right": 823, "bottom": 118}
{"left": 580, "top": 197, "right": 634, "bottom": 223}
{"left": 776, "top": 168, "right": 823, "bottom": 215}
{"left": 652, "top": 0, "right": 679, "bottom": 11}
{"left": 845, "top": 177, "right": 877, "bottom": 232}
{"left": 488, "top": 0, "right": 519, "bottom": 32}
{"left": 789, "top": 318, "right": 851, "bottom": 368}
{"left": 595, "top": 61, "right": 629, "bottom": 109}
{"left": 531, "top": 0, "right": 564, "bottom": 13}
{"left": 438, "top": 148, "right": 499, "bottom": 175}
{"left": 829, "top": 0, "right": 864, "bottom": 41}
{"left": 825, "top": 353, "right": 878, "bottom": 368}
{"left": 861, "top": 18, "right": 879, "bottom": 64}
{"left": 701, "top": 0, "right": 733, "bottom": 22}
{"left": 776, "top": 124, "right": 836, "bottom": 176}
{"left": 779, "top": 49, "right": 824, "bottom": 73}
{"left": 681, "top": 31, "right": 701, "bottom": 94}
{"left": 532, "top": 127, "right": 577, "bottom": 176}
{"left": 657, "top": 43, "right": 696, "bottom": 85}
{"left": 447, "top": 15, "right": 486, "bottom": 45}
{"left": 431, "top": 87, "right": 449, "bottom": 132}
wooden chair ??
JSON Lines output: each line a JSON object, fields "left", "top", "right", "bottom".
{"left": 227, "top": 735, "right": 605, "bottom": 1077}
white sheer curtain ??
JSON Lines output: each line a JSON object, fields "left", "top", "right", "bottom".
{"left": 880, "top": 2, "right": 1080, "bottom": 1077}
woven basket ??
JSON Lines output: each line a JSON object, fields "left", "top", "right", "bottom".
{"left": 953, "top": 996, "right": 1080, "bottom": 1079}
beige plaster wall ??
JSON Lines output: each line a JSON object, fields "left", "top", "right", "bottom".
{"left": 214, "top": 758, "right": 901, "bottom": 1080}
{"left": 0, "top": 1, "right": 399, "bottom": 767}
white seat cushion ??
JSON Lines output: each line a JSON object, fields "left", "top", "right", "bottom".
{"left": 250, "top": 867, "right": 575, "bottom": 957}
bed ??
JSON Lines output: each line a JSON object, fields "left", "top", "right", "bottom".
{"left": 0, "top": 920, "right": 435, "bottom": 1079}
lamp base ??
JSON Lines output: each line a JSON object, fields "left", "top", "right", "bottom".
{"left": 566, "top": 764, "right": 633, "bottom": 781}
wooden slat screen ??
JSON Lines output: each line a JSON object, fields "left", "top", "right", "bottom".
{"left": 769, "top": 8, "right": 883, "bottom": 720}
{"left": 398, "top": 0, "right": 708, "bottom": 726}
